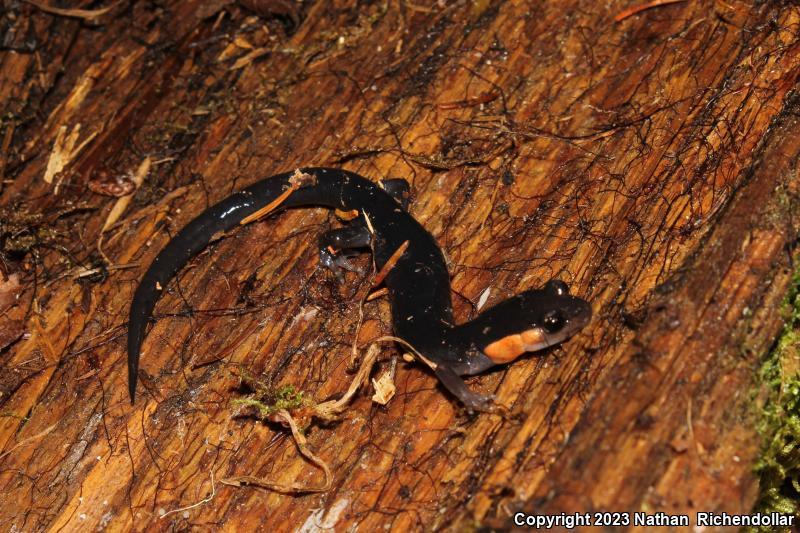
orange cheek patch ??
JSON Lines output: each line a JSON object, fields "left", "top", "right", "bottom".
{"left": 521, "top": 328, "right": 546, "bottom": 348}
{"left": 484, "top": 334, "right": 526, "bottom": 364}
{"left": 484, "top": 328, "right": 549, "bottom": 364}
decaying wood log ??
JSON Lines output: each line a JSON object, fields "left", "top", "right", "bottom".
{"left": 1, "top": 1, "right": 799, "bottom": 531}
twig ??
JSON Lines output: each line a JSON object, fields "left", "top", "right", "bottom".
{"left": 239, "top": 170, "right": 315, "bottom": 225}
{"left": 24, "top": 0, "right": 119, "bottom": 21}
{"left": 614, "top": 0, "right": 687, "bottom": 22}
{"left": 222, "top": 343, "right": 385, "bottom": 494}
{"left": 0, "top": 423, "right": 57, "bottom": 461}
{"left": 221, "top": 409, "right": 332, "bottom": 493}
{"left": 315, "top": 344, "right": 381, "bottom": 420}
{"left": 160, "top": 471, "right": 217, "bottom": 519}
{"left": 371, "top": 240, "right": 409, "bottom": 288}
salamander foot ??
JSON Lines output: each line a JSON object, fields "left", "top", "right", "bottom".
{"left": 434, "top": 366, "right": 498, "bottom": 414}
{"left": 318, "top": 225, "right": 373, "bottom": 282}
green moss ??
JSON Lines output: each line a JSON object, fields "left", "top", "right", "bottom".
{"left": 747, "top": 269, "right": 800, "bottom": 532}
{"left": 232, "top": 383, "right": 311, "bottom": 419}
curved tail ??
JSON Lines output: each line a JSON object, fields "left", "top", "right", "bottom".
{"left": 127, "top": 169, "right": 353, "bottom": 402}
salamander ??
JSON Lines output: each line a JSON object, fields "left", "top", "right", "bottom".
{"left": 127, "top": 168, "right": 591, "bottom": 411}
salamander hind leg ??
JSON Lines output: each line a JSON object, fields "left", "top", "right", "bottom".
{"left": 319, "top": 224, "right": 373, "bottom": 282}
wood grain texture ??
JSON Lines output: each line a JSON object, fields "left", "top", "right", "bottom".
{"left": 0, "top": 1, "right": 798, "bottom": 531}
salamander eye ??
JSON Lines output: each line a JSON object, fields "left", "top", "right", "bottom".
{"left": 545, "top": 280, "right": 569, "bottom": 296}
{"left": 542, "top": 310, "right": 565, "bottom": 333}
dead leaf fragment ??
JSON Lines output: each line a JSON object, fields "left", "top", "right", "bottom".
{"left": 371, "top": 370, "right": 396, "bottom": 405}
{"left": 0, "top": 273, "right": 25, "bottom": 352}
{"left": 43, "top": 123, "right": 97, "bottom": 185}
{"left": 0, "top": 318, "right": 24, "bottom": 354}
{"left": 230, "top": 47, "right": 270, "bottom": 70}
{"left": 88, "top": 170, "right": 136, "bottom": 197}
{"left": 97, "top": 156, "right": 151, "bottom": 264}
{"left": 101, "top": 156, "right": 151, "bottom": 232}
{"left": 0, "top": 273, "right": 21, "bottom": 312}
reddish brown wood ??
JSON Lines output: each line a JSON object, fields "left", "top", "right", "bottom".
{"left": 1, "top": 1, "right": 798, "bottom": 531}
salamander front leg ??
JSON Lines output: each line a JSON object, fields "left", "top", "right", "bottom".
{"left": 319, "top": 224, "right": 373, "bottom": 282}
{"left": 433, "top": 365, "right": 496, "bottom": 413}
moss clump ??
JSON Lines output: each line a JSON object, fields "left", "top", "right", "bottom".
{"left": 232, "top": 383, "right": 311, "bottom": 419}
{"left": 748, "top": 270, "right": 800, "bottom": 532}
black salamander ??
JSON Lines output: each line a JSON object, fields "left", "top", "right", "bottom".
{"left": 127, "top": 168, "right": 591, "bottom": 411}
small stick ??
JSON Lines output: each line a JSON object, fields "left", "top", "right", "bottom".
{"left": 614, "top": 0, "right": 687, "bottom": 22}
{"left": 371, "top": 240, "right": 409, "bottom": 287}
{"left": 221, "top": 409, "right": 331, "bottom": 493}
{"left": 24, "top": 0, "right": 119, "bottom": 20}
{"left": 160, "top": 471, "right": 217, "bottom": 519}
{"left": 315, "top": 344, "right": 381, "bottom": 420}
{"left": 239, "top": 170, "right": 315, "bottom": 225}
{"left": 0, "top": 423, "right": 57, "bottom": 460}
{"left": 365, "top": 287, "right": 389, "bottom": 302}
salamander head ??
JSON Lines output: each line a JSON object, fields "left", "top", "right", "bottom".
{"left": 472, "top": 280, "right": 591, "bottom": 365}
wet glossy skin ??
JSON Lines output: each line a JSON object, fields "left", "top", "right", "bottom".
{"left": 127, "top": 168, "right": 591, "bottom": 410}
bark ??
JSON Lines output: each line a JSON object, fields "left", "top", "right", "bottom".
{"left": 0, "top": 1, "right": 798, "bottom": 531}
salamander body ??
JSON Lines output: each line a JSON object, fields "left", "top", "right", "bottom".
{"left": 127, "top": 168, "right": 591, "bottom": 411}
